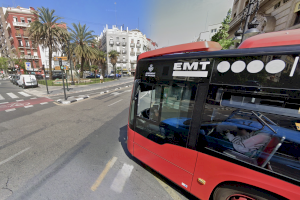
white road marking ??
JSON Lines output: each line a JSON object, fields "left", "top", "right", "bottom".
{"left": 0, "top": 147, "right": 31, "bottom": 167}
{"left": 110, "top": 163, "right": 134, "bottom": 193}
{"left": 30, "top": 97, "right": 37, "bottom": 99}
{"left": 5, "top": 108, "right": 16, "bottom": 112}
{"left": 108, "top": 99, "right": 123, "bottom": 107}
{"left": 0, "top": 94, "right": 4, "bottom": 100}
{"left": 18, "top": 92, "right": 31, "bottom": 97}
{"left": 111, "top": 92, "right": 121, "bottom": 96}
{"left": 24, "top": 105, "right": 33, "bottom": 108}
{"left": 40, "top": 102, "right": 48, "bottom": 105}
{"left": 7, "top": 93, "right": 18, "bottom": 99}
{"left": 16, "top": 99, "right": 24, "bottom": 101}
{"left": 0, "top": 102, "right": 8, "bottom": 104}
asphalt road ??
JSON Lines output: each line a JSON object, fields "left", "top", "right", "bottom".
{"left": 0, "top": 79, "right": 194, "bottom": 200}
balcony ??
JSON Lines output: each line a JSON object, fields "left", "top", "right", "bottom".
{"left": 9, "top": 36, "right": 13, "bottom": 41}
{"left": 13, "top": 22, "right": 30, "bottom": 27}
{"left": 116, "top": 49, "right": 120, "bottom": 53}
{"left": 136, "top": 51, "right": 141, "bottom": 56}
{"left": 18, "top": 45, "right": 24, "bottom": 48}
{"left": 23, "top": 33, "right": 29, "bottom": 38}
{"left": 122, "top": 50, "right": 126, "bottom": 54}
{"left": 117, "top": 58, "right": 121, "bottom": 62}
{"left": 24, "top": 55, "right": 31, "bottom": 59}
{"left": 15, "top": 33, "right": 21, "bottom": 38}
{"left": 32, "top": 45, "right": 37, "bottom": 49}
{"left": 130, "top": 60, "right": 137, "bottom": 64}
{"left": 11, "top": 45, "right": 16, "bottom": 50}
{"left": 130, "top": 52, "right": 135, "bottom": 56}
{"left": 34, "top": 56, "right": 39, "bottom": 59}
{"left": 122, "top": 42, "right": 126, "bottom": 46}
{"left": 122, "top": 59, "right": 127, "bottom": 63}
{"left": 109, "top": 40, "right": 114, "bottom": 45}
{"left": 130, "top": 43, "right": 135, "bottom": 47}
{"left": 136, "top": 44, "right": 141, "bottom": 48}
{"left": 116, "top": 41, "right": 120, "bottom": 46}
{"left": 25, "top": 45, "right": 31, "bottom": 49}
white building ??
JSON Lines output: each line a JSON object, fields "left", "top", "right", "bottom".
{"left": 39, "top": 45, "right": 63, "bottom": 72}
{"left": 99, "top": 25, "right": 151, "bottom": 75}
{"left": 197, "top": 23, "right": 222, "bottom": 41}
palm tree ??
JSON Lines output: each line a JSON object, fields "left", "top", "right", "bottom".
{"left": 68, "top": 23, "right": 97, "bottom": 78}
{"left": 28, "top": 7, "right": 69, "bottom": 80}
{"left": 108, "top": 50, "right": 120, "bottom": 79}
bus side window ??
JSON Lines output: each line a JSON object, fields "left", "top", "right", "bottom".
{"left": 135, "top": 82, "right": 196, "bottom": 147}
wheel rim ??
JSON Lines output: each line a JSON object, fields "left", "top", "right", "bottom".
{"left": 226, "top": 194, "right": 256, "bottom": 200}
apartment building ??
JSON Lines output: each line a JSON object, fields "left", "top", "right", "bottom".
{"left": 229, "top": 0, "right": 300, "bottom": 44}
{"left": 197, "top": 23, "right": 222, "bottom": 41}
{"left": 0, "top": 6, "right": 42, "bottom": 74}
{"left": 99, "top": 25, "right": 150, "bottom": 75}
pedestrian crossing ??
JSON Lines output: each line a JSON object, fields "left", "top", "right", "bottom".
{"left": 0, "top": 92, "right": 33, "bottom": 101}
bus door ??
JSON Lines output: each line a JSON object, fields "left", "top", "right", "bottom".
{"left": 132, "top": 80, "right": 199, "bottom": 191}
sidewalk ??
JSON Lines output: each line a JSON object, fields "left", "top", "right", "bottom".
{"left": 25, "top": 77, "right": 134, "bottom": 97}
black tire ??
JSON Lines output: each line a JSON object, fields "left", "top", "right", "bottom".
{"left": 213, "top": 183, "right": 282, "bottom": 200}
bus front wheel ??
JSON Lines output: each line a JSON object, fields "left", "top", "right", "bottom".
{"left": 213, "top": 183, "right": 281, "bottom": 200}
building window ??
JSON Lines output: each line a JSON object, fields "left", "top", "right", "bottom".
{"left": 294, "top": 11, "right": 300, "bottom": 25}
{"left": 233, "top": 13, "right": 236, "bottom": 18}
{"left": 21, "top": 18, "right": 25, "bottom": 23}
{"left": 116, "top": 37, "right": 119, "bottom": 40}
{"left": 122, "top": 38, "right": 125, "bottom": 41}
{"left": 274, "top": 2, "right": 281, "bottom": 10}
{"left": 18, "top": 40, "right": 23, "bottom": 47}
{"left": 13, "top": 17, "right": 18, "bottom": 22}
{"left": 25, "top": 40, "right": 30, "bottom": 47}
{"left": 137, "top": 48, "right": 140, "bottom": 52}
{"left": 131, "top": 48, "right": 134, "bottom": 52}
{"left": 211, "top": 29, "right": 214, "bottom": 33}
{"left": 27, "top": 18, "right": 32, "bottom": 23}
{"left": 131, "top": 39, "right": 134, "bottom": 43}
{"left": 245, "top": 0, "right": 249, "bottom": 7}
{"left": 137, "top": 40, "right": 140, "bottom": 44}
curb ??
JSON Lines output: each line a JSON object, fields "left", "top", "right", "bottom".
{"left": 41, "top": 80, "right": 133, "bottom": 97}
{"left": 57, "top": 95, "right": 89, "bottom": 104}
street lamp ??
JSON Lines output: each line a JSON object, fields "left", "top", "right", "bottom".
{"left": 232, "top": 0, "right": 261, "bottom": 44}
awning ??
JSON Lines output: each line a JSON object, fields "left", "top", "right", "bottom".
{"left": 295, "top": 2, "right": 300, "bottom": 12}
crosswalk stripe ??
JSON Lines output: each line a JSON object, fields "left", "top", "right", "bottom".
{"left": 0, "top": 94, "right": 4, "bottom": 100}
{"left": 18, "top": 92, "right": 31, "bottom": 97}
{"left": 7, "top": 93, "right": 18, "bottom": 99}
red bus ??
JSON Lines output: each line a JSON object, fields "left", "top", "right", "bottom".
{"left": 128, "top": 29, "right": 300, "bottom": 200}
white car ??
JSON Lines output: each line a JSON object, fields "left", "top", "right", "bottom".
{"left": 17, "top": 75, "right": 38, "bottom": 89}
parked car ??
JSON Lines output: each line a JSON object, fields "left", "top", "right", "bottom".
{"left": 10, "top": 75, "right": 15, "bottom": 82}
{"left": 86, "top": 73, "right": 100, "bottom": 78}
{"left": 17, "top": 74, "right": 38, "bottom": 88}
{"left": 35, "top": 74, "right": 44, "bottom": 80}
{"left": 12, "top": 75, "right": 20, "bottom": 85}
{"left": 52, "top": 73, "right": 66, "bottom": 80}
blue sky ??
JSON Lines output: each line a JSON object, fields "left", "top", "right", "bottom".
{"left": 1, "top": 0, "right": 149, "bottom": 36}
{"left": 1, "top": 0, "right": 234, "bottom": 47}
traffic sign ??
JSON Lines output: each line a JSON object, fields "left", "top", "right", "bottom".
{"left": 15, "top": 65, "right": 19, "bottom": 68}
{"left": 25, "top": 62, "right": 31, "bottom": 70}
{"left": 20, "top": 69, "right": 24, "bottom": 72}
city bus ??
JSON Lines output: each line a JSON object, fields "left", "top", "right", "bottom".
{"left": 127, "top": 29, "right": 300, "bottom": 200}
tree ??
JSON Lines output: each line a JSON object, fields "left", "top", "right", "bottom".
{"left": 108, "top": 50, "right": 120, "bottom": 79}
{"left": 13, "top": 58, "right": 26, "bottom": 72}
{"left": 211, "top": 9, "right": 234, "bottom": 50}
{"left": 68, "top": 23, "right": 97, "bottom": 78}
{"left": 0, "top": 57, "right": 8, "bottom": 74}
{"left": 90, "top": 65, "right": 98, "bottom": 78}
{"left": 28, "top": 7, "right": 69, "bottom": 80}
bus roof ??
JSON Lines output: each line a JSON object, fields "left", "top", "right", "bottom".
{"left": 239, "top": 29, "right": 300, "bottom": 49}
{"left": 138, "top": 41, "right": 222, "bottom": 61}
